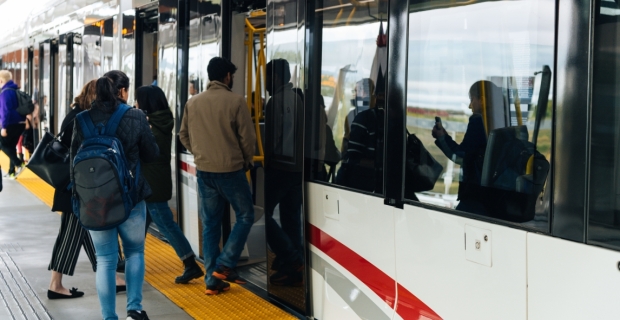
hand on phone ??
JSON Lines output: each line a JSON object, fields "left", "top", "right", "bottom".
{"left": 432, "top": 116, "right": 446, "bottom": 138}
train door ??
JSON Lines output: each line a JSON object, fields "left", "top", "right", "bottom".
{"left": 56, "top": 35, "right": 68, "bottom": 133}
{"left": 38, "top": 40, "right": 56, "bottom": 135}
{"left": 27, "top": 46, "right": 39, "bottom": 147}
{"left": 263, "top": 1, "right": 308, "bottom": 314}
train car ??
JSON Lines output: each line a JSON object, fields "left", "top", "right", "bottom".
{"left": 1, "top": 0, "right": 619, "bottom": 318}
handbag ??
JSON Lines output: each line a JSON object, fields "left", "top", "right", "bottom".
{"left": 405, "top": 130, "right": 444, "bottom": 196}
{"left": 26, "top": 130, "right": 70, "bottom": 189}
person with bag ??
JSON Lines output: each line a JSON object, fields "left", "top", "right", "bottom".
{"left": 47, "top": 79, "right": 126, "bottom": 300}
{"left": 0, "top": 70, "right": 26, "bottom": 179}
{"left": 432, "top": 80, "right": 502, "bottom": 215}
{"left": 71, "top": 73, "right": 158, "bottom": 320}
{"left": 136, "top": 85, "right": 203, "bottom": 284}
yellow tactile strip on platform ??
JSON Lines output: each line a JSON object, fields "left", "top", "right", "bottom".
{"left": 0, "top": 153, "right": 296, "bottom": 320}
{"left": 145, "top": 234, "right": 296, "bottom": 319}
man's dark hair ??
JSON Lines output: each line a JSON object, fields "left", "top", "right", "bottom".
{"left": 207, "top": 57, "right": 237, "bottom": 82}
{"left": 266, "top": 59, "right": 291, "bottom": 84}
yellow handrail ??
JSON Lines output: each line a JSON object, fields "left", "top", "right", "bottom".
{"left": 245, "top": 16, "right": 266, "bottom": 167}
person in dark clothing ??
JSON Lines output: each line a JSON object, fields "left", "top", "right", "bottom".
{"left": 0, "top": 70, "right": 26, "bottom": 178}
{"left": 336, "top": 78, "right": 384, "bottom": 193}
{"left": 71, "top": 73, "right": 159, "bottom": 320}
{"left": 264, "top": 59, "right": 305, "bottom": 287}
{"left": 47, "top": 80, "right": 126, "bottom": 300}
{"left": 432, "top": 80, "right": 502, "bottom": 215}
{"left": 136, "top": 85, "right": 203, "bottom": 284}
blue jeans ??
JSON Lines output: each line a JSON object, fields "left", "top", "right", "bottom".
{"left": 196, "top": 169, "right": 254, "bottom": 286}
{"left": 89, "top": 201, "right": 146, "bottom": 320}
{"left": 146, "top": 202, "right": 194, "bottom": 261}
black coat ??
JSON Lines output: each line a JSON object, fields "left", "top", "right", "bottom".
{"left": 70, "top": 105, "right": 159, "bottom": 204}
{"left": 51, "top": 106, "right": 83, "bottom": 213}
{"left": 141, "top": 109, "right": 173, "bottom": 203}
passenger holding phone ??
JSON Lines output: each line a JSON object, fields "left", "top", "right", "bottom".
{"left": 432, "top": 80, "right": 501, "bottom": 215}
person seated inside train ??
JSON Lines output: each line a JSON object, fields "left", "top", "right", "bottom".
{"left": 264, "top": 58, "right": 305, "bottom": 286}
{"left": 431, "top": 80, "right": 503, "bottom": 215}
{"left": 336, "top": 78, "right": 384, "bottom": 193}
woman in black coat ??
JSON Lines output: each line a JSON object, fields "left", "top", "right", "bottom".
{"left": 137, "top": 85, "right": 203, "bottom": 283}
{"left": 47, "top": 80, "right": 126, "bottom": 299}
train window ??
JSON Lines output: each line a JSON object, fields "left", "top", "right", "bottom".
{"left": 589, "top": 1, "right": 620, "bottom": 250}
{"left": 404, "top": 0, "right": 554, "bottom": 228}
{"left": 306, "top": 0, "right": 389, "bottom": 196}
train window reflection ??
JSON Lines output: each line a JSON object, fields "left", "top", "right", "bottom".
{"left": 307, "top": 0, "right": 389, "bottom": 196}
{"left": 405, "top": 0, "right": 554, "bottom": 227}
{"left": 589, "top": 1, "right": 620, "bottom": 249}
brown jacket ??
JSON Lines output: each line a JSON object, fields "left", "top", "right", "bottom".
{"left": 179, "top": 81, "right": 256, "bottom": 173}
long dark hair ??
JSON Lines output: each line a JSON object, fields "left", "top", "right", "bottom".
{"left": 103, "top": 70, "right": 130, "bottom": 103}
{"left": 92, "top": 77, "right": 120, "bottom": 113}
{"left": 136, "top": 85, "right": 169, "bottom": 115}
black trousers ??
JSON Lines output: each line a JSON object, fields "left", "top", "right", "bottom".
{"left": 0, "top": 123, "right": 25, "bottom": 174}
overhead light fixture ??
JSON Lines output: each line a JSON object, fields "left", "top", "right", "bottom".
{"left": 315, "top": 3, "right": 353, "bottom": 12}
{"left": 357, "top": 0, "right": 375, "bottom": 3}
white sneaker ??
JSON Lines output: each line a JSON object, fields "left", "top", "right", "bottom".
{"left": 14, "top": 163, "right": 25, "bottom": 178}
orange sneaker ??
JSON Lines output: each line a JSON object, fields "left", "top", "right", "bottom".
{"left": 205, "top": 281, "right": 230, "bottom": 295}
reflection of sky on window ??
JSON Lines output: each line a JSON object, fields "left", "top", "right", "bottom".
{"left": 407, "top": 0, "right": 555, "bottom": 111}
{"left": 321, "top": 22, "right": 382, "bottom": 79}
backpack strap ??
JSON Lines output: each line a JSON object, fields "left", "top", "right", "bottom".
{"left": 104, "top": 104, "right": 131, "bottom": 136}
{"left": 76, "top": 110, "right": 97, "bottom": 140}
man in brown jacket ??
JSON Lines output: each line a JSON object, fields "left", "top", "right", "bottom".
{"left": 179, "top": 57, "right": 256, "bottom": 295}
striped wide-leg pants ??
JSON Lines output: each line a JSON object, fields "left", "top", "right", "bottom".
{"left": 48, "top": 212, "right": 124, "bottom": 276}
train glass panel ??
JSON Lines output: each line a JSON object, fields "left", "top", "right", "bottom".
{"left": 102, "top": 18, "right": 115, "bottom": 74}
{"left": 265, "top": 0, "right": 307, "bottom": 313}
{"left": 122, "top": 12, "right": 136, "bottom": 106}
{"left": 40, "top": 42, "right": 51, "bottom": 134}
{"left": 158, "top": 1, "right": 177, "bottom": 124}
{"left": 71, "top": 32, "right": 85, "bottom": 103}
{"left": 404, "top": 0, "right": 555, "bottom": 228}
{"left": 57, "top": 36, "right": 68, "bottom": 133}
{"left": 83, "top": 24, "right": 102, "bottom": 83}
{"left": 306, "top": 0, "right": 389, "bottom": 196}
{"left": 589, "top": 1, "right": 620, "bottom": 250}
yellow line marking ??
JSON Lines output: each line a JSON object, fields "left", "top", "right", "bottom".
{"left": 0, "top": 152, "right": 296, "bottom": 319}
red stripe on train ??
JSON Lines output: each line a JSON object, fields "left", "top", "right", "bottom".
{"left": 179, "top": 161, "right": 196, "bottom": 175}
{"left": 308, "top": 223, "right": 441, "bottom": 320}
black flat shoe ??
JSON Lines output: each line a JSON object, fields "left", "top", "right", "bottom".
{"left": 47, "top": 287, "right": 84, "bottom": 299}
{"left": 116, "top": 285, "right": 126, "bottom": 293}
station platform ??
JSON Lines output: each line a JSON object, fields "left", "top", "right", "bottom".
{"left": 0, "top": 154, "right": 297, "bottom": 320}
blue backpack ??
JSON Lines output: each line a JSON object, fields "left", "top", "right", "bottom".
{"left": 72, "top": 104, "right": 140, "bottom": 231}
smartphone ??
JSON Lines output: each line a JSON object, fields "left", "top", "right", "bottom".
{"left": 435, "top": 116, "right": 442, "bottom": 127}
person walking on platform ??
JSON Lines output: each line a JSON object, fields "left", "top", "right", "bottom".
{"left": 72, "top": 73, "right": 159, "bottom": 320}
{"left": 0, "top": 70, "right": 25, "bottom": 179}
{"left": 135, "top": 85, "right": 204, "bottom": 284}
{"left": 47, "top": 80, "right": 126, "bottom": 300}
{"left": 179, "top": 57, "right": 256, "bottom": 295}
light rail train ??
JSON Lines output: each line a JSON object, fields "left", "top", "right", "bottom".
{"left": 0, "top": 0, "right": 619, "bottom": 319}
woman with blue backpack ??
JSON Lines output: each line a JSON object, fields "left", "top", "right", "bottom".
{"left": 70, "top": 72, "right": 159, "bottom": 320}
